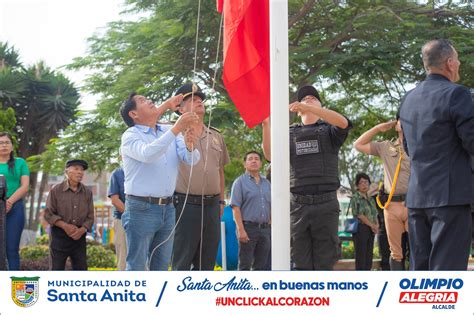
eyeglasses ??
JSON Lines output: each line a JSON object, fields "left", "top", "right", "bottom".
{"left": 0, "top": 141, "right": 12, "bottom": 146}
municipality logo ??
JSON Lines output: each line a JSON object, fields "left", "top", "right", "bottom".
{"left": 11, "top": 276, "right": 40, "bottom": 307}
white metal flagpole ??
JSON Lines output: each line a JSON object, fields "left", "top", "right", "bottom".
{"left": 220, "top": 221, "right": 227, "bottom": 270}
{"left": 269, "top": 0, "right": 291, "bottom": 270}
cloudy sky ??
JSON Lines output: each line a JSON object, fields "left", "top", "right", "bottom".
{"left": 0, "top": 0, "right": 127, "bottom": 110}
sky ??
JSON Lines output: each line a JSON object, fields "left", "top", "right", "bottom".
{"left": 0, "top": 0, "right": 128, "bottom": 110}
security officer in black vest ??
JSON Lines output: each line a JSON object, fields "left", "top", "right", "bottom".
{"left": 262, "top": 85, "right": 352, "bottom": 270}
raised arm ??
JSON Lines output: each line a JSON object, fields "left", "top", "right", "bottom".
{"left": 354, "top": 121, "right": 396, "bottom": 155}
{"left": 289, "top": 102, "right": 348, "bottom": 129}
{"left": 262, "top": 117, "right": 271, "bottom": 161}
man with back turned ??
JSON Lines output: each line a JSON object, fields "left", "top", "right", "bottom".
{"left": 399, "top": 39, "right": 474, "bottom": 270}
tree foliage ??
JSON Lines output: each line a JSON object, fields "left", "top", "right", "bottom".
{"left": 40, "top": 0, "right": 473, "bottom": 191}
{"left": 0, "top": 107, "right": 17, "bottom": 135}
{"left": 0, "top": 41, "right": 81, "bottom": 228}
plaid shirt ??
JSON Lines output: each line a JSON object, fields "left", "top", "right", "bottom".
{"left": 349, "top": 191, "right": 378, "bottom": 225}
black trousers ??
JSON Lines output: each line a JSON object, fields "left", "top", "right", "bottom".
{"left": 171, "top": 194, "right": 220, "bottom": 270}
{"left": 238, "top": 222, "right": 271, "bottom": 270}
{"left": 377, "top": 211, "right": 391, "bottom": 270}
{"left": 408, "top": 205, "right": 472, "bottom": 270}
{"left": 353, "top": 223, "right": 375, "bottom": 270}
{"left": 377, "top": 234, "right": 391, "bottom": 270}
{"left": 49, "top": 227, "right": 87, "bottom": 270}
{"left": 290, "top": 193, "right": 340, "bottom": 270}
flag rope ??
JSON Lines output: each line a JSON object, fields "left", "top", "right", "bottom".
{"left": 148, "top": 0, "right": 224, "bottom": 271}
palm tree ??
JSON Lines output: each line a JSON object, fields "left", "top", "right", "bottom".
{"left": 16, "top": 63, "right": 79, "bottom": 157}
{"left": 29, "top": 71, "right": 80, "bottom": 229}
{"left": 17, "top": 63, "right": 80, "bottom": 229}
{"left": 0, "top": 42, "right": 22, "bottom": 69}
{"left": 0, "top": 42, "right": 25, "bottom": 109}
{"left": 0, "top": 44, "right": 81, "bottom": 229}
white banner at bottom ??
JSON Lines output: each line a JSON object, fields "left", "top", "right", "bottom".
{"left": 0, "top": 271, "right": 472, "bottom": 315}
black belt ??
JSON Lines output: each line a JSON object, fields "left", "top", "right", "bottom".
{"left": 126, "top": 194, "right": 172, "bottom": 205}
{"left": 391, "top": 194, "right": 406, "bottom": 202}
{"left": 174, "top": 192, "right": 220, "bottom": 206}
{"left": 291, "top": 191, "right": 337, "bottom": 205}
{"left": 243, "top": 221, "right": 271, "bottom": 229}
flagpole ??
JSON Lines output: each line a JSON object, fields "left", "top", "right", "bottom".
{"left": 270, "top": 0, "right": 290, "bottom": 270}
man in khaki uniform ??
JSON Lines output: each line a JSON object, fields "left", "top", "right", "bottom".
{"left": 354, "top": 113, "right": 410, "bottom": 270}
{"left": 172, "top": 83, "right": 230, "bottom": 270}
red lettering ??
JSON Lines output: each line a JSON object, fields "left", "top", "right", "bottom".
{"left": 399, "top": 292, "right": 458, "bottom": 303}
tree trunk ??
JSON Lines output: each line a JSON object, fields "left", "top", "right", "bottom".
{"left": 27, "top": 172, "right": 38, "bottom": 230}
{"left": 23, "top": 132, "right": 55, "bottom": 230}
{"left": 33, "top": 172, "right": 49, "bottom": 229}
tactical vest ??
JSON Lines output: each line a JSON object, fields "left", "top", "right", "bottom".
{"left": 289, "top": 121, "right": 340, "bottom": 190}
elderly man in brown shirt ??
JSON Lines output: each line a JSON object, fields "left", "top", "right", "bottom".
{"left": 172, "top": 83, "right": 230, "bottom": 270}
{"left": 44, "top": 159, "right": 94, "bottom": 270}
{"left": 354, "top": 113, "right": 410, "bottom": 270}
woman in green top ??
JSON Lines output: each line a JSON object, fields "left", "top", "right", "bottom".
{"left": 349, "top": 173, "right": 379, "bottom": 270}
{"left": 0, "top": 132, "right": 30, "bottom": 270}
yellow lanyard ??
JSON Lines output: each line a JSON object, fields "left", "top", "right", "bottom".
{"left": 376, "top": 146, "right": 403, "bottom": 209}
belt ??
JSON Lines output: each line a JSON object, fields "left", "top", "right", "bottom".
{"left": 385, "top": 194, "right": 406, "bottom": 202}
{"left": 126, "top": 195, "right": 172, "bottom": 205}
{"left": 243, "top": 221, "right": 271, "bottom": 229}
{"left": 291, "top": 191, "right": 337, "bottom": 205}
{"left": 174, "top": 192, "right": 220, "bottom": 206}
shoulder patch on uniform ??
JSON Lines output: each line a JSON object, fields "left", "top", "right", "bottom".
{"left": 212, "top": 136, "right": 220, "bottom": 146}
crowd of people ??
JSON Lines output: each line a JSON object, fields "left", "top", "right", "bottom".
{"left": 1, "top": 39, "right": 472, "bottom": 272}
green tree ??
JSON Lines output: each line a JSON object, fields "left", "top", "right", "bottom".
{"left": 40, "top": 0, "right": 473, "bottom": 192}
{"left": 0, "top": 42, "right": 25, "bottom": 108}
{"left": 19, "top": 64, "right": 80, "bottom": 229}
{"left": 0, "top": 107, "right": 17, "bottom": 134}
{"left": 0, "top": 42, "right": 81, "bottom": 229}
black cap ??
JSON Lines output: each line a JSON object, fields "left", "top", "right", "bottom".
{"left": 175, "top": 83, "right": 206, "bottom": 101}
{"left": 297, "top": 85, "right": 321, "bottom": 102}
{"left": 65, "top": 159, "right": 88, "bottom": 170}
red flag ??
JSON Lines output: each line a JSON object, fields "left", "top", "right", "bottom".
{"left": 216, "top": 0, "right": 224, "bottom": 13}
{"left": 218, "top": 0, "right": 270, "bottom": 128}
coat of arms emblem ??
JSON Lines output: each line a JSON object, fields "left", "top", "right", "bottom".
{"left": 11, "top": 276, "right": 40, "bottom": 307}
